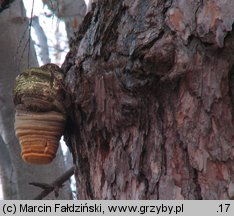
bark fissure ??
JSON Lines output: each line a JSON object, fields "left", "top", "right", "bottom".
{"left": 192, "top": 168, "right": 202, "bottom": 199}
{"left": 63, "top": 0, "right": 234, "bottom": 199}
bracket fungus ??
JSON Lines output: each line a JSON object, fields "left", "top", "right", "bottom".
{"left": 13, "top": 63, "right": 66, "bottom": 164}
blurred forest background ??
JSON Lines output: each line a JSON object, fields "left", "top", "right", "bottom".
{"left": 0, "top": 0, "right": 87, "bottom": 200}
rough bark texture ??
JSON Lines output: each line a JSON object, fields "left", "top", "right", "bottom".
{"left": 63, "top": 0, "right": 234, "bottom": 199}
{"left": 0, "top": 0, "right": 14, "bottom": 13}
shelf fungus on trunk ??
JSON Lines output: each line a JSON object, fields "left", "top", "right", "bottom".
{"left": 13, "top": 63, "right": 66, "bottom": 165}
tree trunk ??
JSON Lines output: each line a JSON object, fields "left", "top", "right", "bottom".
{"left": 0, "top": 136, "right": 17, "bottom": 199}
{"left": 62, "top": 0, "right": 234, "bottom": 199}
{"left": 0, "top": 0, "right": 71, "bottom": 199}
{"left": 42, "top": 0, "right": 87, "bottom": 38}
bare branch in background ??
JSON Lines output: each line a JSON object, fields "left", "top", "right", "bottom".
{"left": 31, "top": 16, "right": 50, "bottom": 64}
{"left": 31, "top": 166, "right": 74, "bottom": 200}
{"left": 42, "top": 0, "right": 87, "bottom": 38}
{"left": 0, "top": 0, "right": 72, "bottom": 199}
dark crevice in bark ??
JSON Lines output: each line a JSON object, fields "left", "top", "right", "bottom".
{"left": 192, "top": 168, "right": 202, "bottom": 200}
{"left": 100, "top": 169, "right": 105, "bottom": 190}
{"left": 99, "top": 4, "right": 126, "bottom": 50}
{"left": 194, "top": 0, "right": 204, "bottom": 35}
{"left": 64, "top": 116, "right": 79, "bottom": 159}
{"left": 163, "top": 0, "right": 173, "bottom": 14}
{"left": 139, "top": 134, "right": 149, "bottom": 198}
{"left": 138, "top": 172, "right": 149, "bottom": 198}
{"left": 228, "top": 65, "right": 234, "bottom": 112}
{"left": 158, "top": 103, "right": 167, "bottom": 177}
{"left": 79, "top": 156, "right": 94, "bottom": 199}
{"left": 182, "top": 143, "right": 202, "bottom": 199}
{"left": 131, "top": 30, "right": 165, "bottom": 59}
{"left": 161, "top": 135, "right": 167, "bottom": 175}
{"left": 0, "top": 0, "right": 14, "bottom": 12}
{"left": 111, "top": 173, "right": 117, "bottom": 199}
{"left": 98, "top": 127, "right": 111, "bottom": 162}
{"left": 155, "top": 181, "right": 160, "bottom": 200}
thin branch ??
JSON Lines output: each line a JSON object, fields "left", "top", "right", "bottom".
{"left": 28, "top": 0, "right": 35, "bottom": 68}
{"left": 15, "top": 24, "right": 29, "bottom": 73}
{"left": 29, "top": 182, "right": 54, "bottom": 190}
{"left": 31, "top": 166, "right": 74, "bottom": 200}
{"left": 31, "top": 16, "right": 51, "bottom": 64}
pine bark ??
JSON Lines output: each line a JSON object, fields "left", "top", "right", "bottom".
{"left": 63, "top": 0, "right": 234, "bottom": 199}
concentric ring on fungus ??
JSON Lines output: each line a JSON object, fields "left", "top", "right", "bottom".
{"left": 13, "top": 64, "right": 66, "bottom": 164}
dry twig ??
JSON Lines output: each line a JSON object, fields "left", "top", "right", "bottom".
{"left": 30, "top": 166, "right": 75, "bottom": 200}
